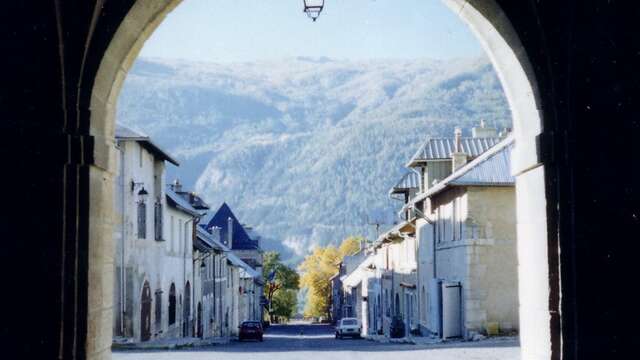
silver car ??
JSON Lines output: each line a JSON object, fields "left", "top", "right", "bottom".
{"left": 335, "top": 317, "right": 361, "bottom": 339}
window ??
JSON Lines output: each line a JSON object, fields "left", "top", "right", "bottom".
{"left": 154, "top": 202, "right": 163, "bottom": 241}
{"left": 137, "top": 201, "right": 146, "bottom": 239}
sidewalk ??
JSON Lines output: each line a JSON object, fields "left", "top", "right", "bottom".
{"left": 366, "top": 333, "right": 442, "bottom": 345}
{"left": 112, "top": 336, "right": 229, "bottom": 351}
{"left": 366, "top": 333, "right": 518, "bottom": 346}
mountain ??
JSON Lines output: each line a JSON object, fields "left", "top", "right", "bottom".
{"left": 116, "top": 56, "right": 511, "bottom": 264}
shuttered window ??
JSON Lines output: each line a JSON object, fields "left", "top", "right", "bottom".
{"left": 137, "top": 202, "right": 147, "bottom": 239}
{"left": 154, "top": 202, "right": 163, "bottom": 241}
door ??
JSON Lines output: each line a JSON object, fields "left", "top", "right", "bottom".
{"left": 140, "top": 281, "right": 152, "bottom": 342}
{"left": 441, "top": 281, "right": 462, "bottom": 339}
{"left": 183, "top": 282, "right": 191, "bottom": 336}
{"left": 197, "top": 302, "right": 203, "bottom": 338}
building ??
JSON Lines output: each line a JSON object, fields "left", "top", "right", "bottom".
{"left": 406, "top": 133, "right": 518, "bottom": 339}
{"left": 202, "top": 203, "right": 265, "bottom": 323}
{"left": 113, "top": 125, "right": 195, "bottom": 343}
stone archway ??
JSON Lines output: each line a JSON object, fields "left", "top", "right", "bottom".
{"left": 86, "top": 1, "right": 557, "bottom": 359}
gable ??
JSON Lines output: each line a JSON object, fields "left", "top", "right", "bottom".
{"left": 203, "top": 203, "right": 258, "bottom": 250}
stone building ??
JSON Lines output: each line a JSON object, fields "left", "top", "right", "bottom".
{"left": 407, "top": 134, "right": 518, "bottom": 339}
{"left": 202, "top": 203, "right": 264, "bottom": 322}
{"left": 113, "top": 125, "right": 197, "bottom": 343}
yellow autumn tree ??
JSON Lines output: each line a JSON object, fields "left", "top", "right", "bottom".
{"left": 298, "top": 236, "right": 366, "bottom": 319}
{"left": 339, "top": 236, "right": 364, "bottom": 258}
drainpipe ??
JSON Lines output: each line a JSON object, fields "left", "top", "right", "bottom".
{"left": 117, "top": 141, "right": 126, "bottom": 336}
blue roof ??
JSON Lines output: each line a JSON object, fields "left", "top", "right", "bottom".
{"left": 196, "top": 226, "right": 225, "bottom": 251}
{"left": 406, "top": 137, "right": 501, "bottom": 167}
{"left": 404, "top": 135, "right": 515, "bottom": 209}
{"left": 389, "top": 171, "right": 420, "bottom": 195}
{"left": 166, "top": 188, "right": 201, "bottom": 216}
{"left": 115, "top": 125, "right": 179, "bottom": 166}
{"left": 201, "top": 203, "right": 259, "bottom": 250}
{"left": 450, "top": 142, "right": 515, "bottom": 186}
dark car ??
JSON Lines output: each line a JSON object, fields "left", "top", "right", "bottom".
{"left": 239, "top": 320, "right": 264, "bottom": 341}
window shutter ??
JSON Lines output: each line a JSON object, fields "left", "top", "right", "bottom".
{"left": 154, "top": 202, "right": 163, "bottom": 241}
{"left": 137, "top": 202, "right": 147, "bottom": 239}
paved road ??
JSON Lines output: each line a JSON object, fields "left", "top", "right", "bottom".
{"left": 112, "top": 323, "right": 520, "bottom": 360}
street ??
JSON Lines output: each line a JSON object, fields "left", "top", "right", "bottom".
{"left": 112, "top": 323, "right": 520, "bottom": 360}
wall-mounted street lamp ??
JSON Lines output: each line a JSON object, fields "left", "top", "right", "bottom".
{"left": 303, "top": 0, "right": 324, "bottom": 22}
{"left": 131, "top": 180, "right": 149, "bottom": 203}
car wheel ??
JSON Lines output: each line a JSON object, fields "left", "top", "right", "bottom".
{"left": 259, "top": 336, "right": 263, "bottom": 342}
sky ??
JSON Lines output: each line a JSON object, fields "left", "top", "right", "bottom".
{"left": 140, "top": 0, "right": 483, "bottom": 63}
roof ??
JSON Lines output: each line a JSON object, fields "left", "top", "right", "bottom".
{"left": 406, "top": 136, "right": 501, "bottom": 167}
{"left": 166, "top": 188, "right": 201, "bottom": 217}
{"left": 115, "top": 125, "right": 179, "bottom": 166}
{"left": 179, "top": 192, "right": 210, "bottom": 210}
{"left": 373, "top": 220, "right": 415, "bottom": 248}
{"left": 342, "top": 256, "right": 375, "bottom": 288}
{"left": 389, "top": 171, "right": 420, "bottom": 195}
{"left": 196, "top": 226, "right": 262, "bottom": 282}
{"left": 404, "top": 135, "right": 515, "bottom": 210}
{"left": 196, "top": 226, "right": 225, "bottom": 251}
{"left": 201, "top": 203, "right": 260, "bottom": 250}
{"left": 226, "top": 251, "right": 261, "bottom": 279}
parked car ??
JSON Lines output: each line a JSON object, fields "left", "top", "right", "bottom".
{"left": 335, "top": 317, "right": 361, "bottom": 339}
{"left": 238, "top": 320, "right": 264, "bottom": 341}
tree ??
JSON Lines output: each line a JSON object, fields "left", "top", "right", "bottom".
{"left": 262, "top": 251, "right": 299, "bottom": 322}
{"left": 271, "top": 289, "right": 298, "bottom": 322}
{"left": 298, "top": 236, "right": 365, "bottom": 319}
{"left": 339, "top": 236, "right": 364, "bottom": 258}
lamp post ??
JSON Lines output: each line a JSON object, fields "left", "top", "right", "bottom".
{"left": 303, "top": 0, "right": 324, "bottom": 22}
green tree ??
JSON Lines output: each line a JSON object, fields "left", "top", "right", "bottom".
{"left": 262, "top": 251, "right": 299, "bottom": 322}
{"left": 271, "top": 289, "right": 298, "bottom": 322}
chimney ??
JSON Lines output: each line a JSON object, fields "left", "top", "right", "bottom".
{"left": 227, "top": 217, "right": 234, "bottom": 249}
{"left": 499, "top": 127, "right": 512, "bottom": 139}
{"left": 172, "top": 179, "right": 182, "bottom": 192}
{"left": 471, "top": 119, "right": 498, "bottom": 138}
{"left": 451, "top": 127, "right": 468, "bottom": 171}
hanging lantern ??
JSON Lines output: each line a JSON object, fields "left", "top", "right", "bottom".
{"left": 303, "top": 0, "right": 324, "bottom": 22}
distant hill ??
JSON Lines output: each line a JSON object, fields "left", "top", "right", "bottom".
{"left": 117, "top": 56, "right": 511, "bottom": 264}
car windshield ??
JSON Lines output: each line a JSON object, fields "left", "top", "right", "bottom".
{"left": 243, "top": 322, "right": 260, "bottom": 328}
{"left": 342, "top": 319, "right": 357, "bottom": 326}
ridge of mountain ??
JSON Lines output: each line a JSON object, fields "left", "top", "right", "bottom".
{"left": 117, "top": 56, "right": 511, "bottom": 264}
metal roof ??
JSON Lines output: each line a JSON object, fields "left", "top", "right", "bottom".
{"left": 196, "top": 226, "right": 225, "bottom": 251}
{"left": 406, "top": 137, "right": 501, "bottom": 167}
{"left": 166, "top": 188, "right": 201, "bottom": 216}
{"left": 404, "top": 135, "right": 515, "bottom": 211}
{"left": 196, "top": 226, "right": 261, "bottom": 280}
{"left": 450, "top": 142, "right": 515, "bottom": 186}
{"left": 373, "top": 220, "right": 415, "bottom": 248}
{"left": 389, "top": 171, "right": 420, "bottom": 195}
{"left": 226, "top": 251, "right": 261, "bottom": 279}
{"left": 115, "top": 125, "right": 179, "bottom": 166}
